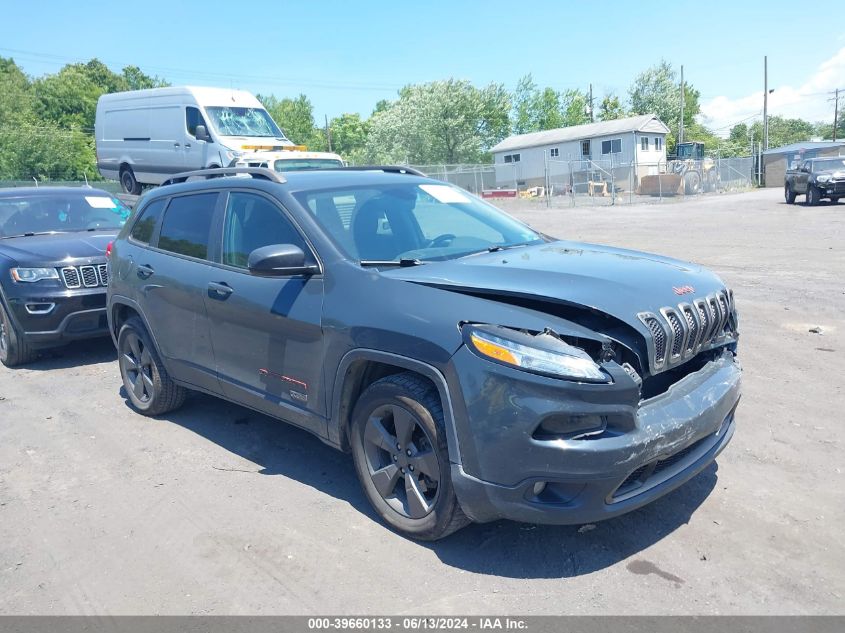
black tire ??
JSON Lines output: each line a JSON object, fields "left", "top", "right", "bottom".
{"left": 806, "top": 184, "right": 820, "bottom": 206}
{"left": 119, "top": 166, "right": 142, "bottom": 195}
{"left": 0, "top": 301, "right": 38, "bottom": 367}
{"left": 684, "top": 171, "right": 701, "bottom": 195}
{"left": 117, "top": 317, "right": 186, "bottom": 415}
{"left": 785, "top": 184, "right": 796, "bottom": 204}
{"left": 350, "top": 372, "right": 469, "bottom": 540}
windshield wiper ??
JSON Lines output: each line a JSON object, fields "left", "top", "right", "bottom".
{"left": 460, "top": 243, "right": 534, "bottom": 258}
{"left": 0, "top": 231, "right": 57, "bottom": 240}
{"left": 359, "top": 259, "right": 425, "bottom": 267}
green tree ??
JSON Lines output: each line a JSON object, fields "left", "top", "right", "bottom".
{"left": 258, "top": 93, "right": 326, "bottom": 150}
{"left": 560, "top": 88, "right": 590, "bottom": 126}
{"left": 121, "top": 65, "right": 168, "bottom": 91}
{"left": 0, "top": 57, "right": 95, "bottom": 180}
{"left": 329, "top": 113, "right": 369, "bottom": 162}
{"left": 366, "top": 79, "right": 510, "bottom": 164}
{"left": 628, "top": 60, "right": 700, "bottom": 150}
{"left": 598, "top": 94, "right": 625, "bottom": 121}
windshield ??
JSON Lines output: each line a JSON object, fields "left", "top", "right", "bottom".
{"left": 0, "top": 193, "right": 130, "bottom": 237}
{"left": 293, "top": 182, "right": 544, "bottom": 262}
{"left": 813, "top": 158, "right": 845, "bottom": 172}
{"left": 205, "top": 106, "right": 287, "bottom": 138}
{"left": 274, "top": 158, "right": 344, "bottom": 172}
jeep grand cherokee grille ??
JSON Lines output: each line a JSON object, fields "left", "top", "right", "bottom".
{"left": 61, "top": 265, "right": 108, "bottom": 289}
{"left": 639, "top": 289, "right": 736, "bottom": 372}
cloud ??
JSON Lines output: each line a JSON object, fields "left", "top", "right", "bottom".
{"left": 699, "top": 47, "right": 845, "bottom": 137}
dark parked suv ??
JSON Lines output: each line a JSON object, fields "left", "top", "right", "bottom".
{"left": 0, "top": 187, "right": 129, "bottom": 367}
{"left": 107, "top": 166, "right": 741, "bottom": 539}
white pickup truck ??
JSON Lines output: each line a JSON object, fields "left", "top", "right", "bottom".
{"left": 231, "top": 149, "right": 345, "bottom": 172}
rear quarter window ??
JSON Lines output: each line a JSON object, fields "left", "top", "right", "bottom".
{"left": 157, "top": 193, "right": 218, "bottom": 260}
{"left": 129, "top": 198, "right": 167, "bottom": 244}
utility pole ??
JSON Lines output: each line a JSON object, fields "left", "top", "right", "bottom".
{"left": 325, "top": 114, "right": 332, "bottom": 152}
{"left": 834, "top": 88, "right": 840, "bottom": 142}
{"left": 589, "top": 83, "right": 594, "bottom": 122}
{"left": 679, "top": 65, "right": 685, "bottom": 145}
{"left": 763, "top": 56, "right": 769, "bottom": 151}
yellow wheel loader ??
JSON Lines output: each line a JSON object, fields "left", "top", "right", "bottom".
{"left": 640, "top": 142, "right": 719, "bottom": 196}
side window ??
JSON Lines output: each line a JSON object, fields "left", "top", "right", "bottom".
{"left": 186, "top": 107, "right": 207, "bottom": 137}
{"left": 157, "top": 193, "right": 218, "bottom": 260}
{"left": 222, "top": 192, "right": 309, "bottom": 269}
{"left": 581, "top": 140, "right": 591, "bottom": 157}
{"left": 129, "top": 198, "right": 167, "bottom": 244}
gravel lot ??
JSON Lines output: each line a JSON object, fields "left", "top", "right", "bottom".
{"left": 1, "top": 187, "right": 843, "bottom": 615}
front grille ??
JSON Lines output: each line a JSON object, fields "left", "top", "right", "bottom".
{"left": 665, "top": 311, "right": 685, "bottom": 358}
{"left": 682, "top": 305, "right": 699, "bottom": 353}
{"left": 832, "top": 182, "right": 845, "bottom": 194}
{"left": 639, "top": 289, "right": 736, "bottom": 373}
{"left": 61, "top": 267, "right": 81, "bottom": 289}
{"left": 642, "top": 316, "right": 667, "bottom": 366}
{"left": 60, "top": 264, "right": 107, "bottom": 289}
{"left": 80, "top": 265, "right": 98, "bottom": 287}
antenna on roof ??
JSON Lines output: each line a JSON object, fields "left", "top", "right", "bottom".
{"left": 32, "top": 177, "right": 38, "bottom": 188}
{"left": 83, "top": 172, "right": 91, "bottom": 188}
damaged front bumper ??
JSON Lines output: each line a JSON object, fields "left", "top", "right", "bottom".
{"left": 448, "top": 347, "right": 741, "bottom": 525}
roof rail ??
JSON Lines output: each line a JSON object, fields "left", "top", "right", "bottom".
{"left": 335, "top": 165, "right": 427, "bottom": 177}
{"left": 161, "top": 167, "right": 286, "bottom": 187}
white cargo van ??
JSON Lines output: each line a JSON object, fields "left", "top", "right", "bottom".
{"left": 95, "top": 86, "right": 295, "bottom": 193}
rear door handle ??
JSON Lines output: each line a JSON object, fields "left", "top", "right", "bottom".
{"left": 173, "top": 142, "right": 181, "bottom": 147}
{"left": 137, "top": 264, "right": 154, "bottom": 279}
{"left": 208, "top": 281, "right": 233, "bottom": 300}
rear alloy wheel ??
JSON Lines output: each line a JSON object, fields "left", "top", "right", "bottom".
{"left": 118, "top": 317, "right": 186, "bottom": 415}
{"left": 119, "top": 166, "right": 142, "bottom": 195}
{"left": 0, "top": 301, "right": 37, "bottom": 367}
{"left": 806, "top": 184, "right": 821, "bottom": 206}
{"left": 350, "top": 373, "right": 468, "bottom": 540}
{"left": 785, "top": 184, "right": 796, "bottom": 204}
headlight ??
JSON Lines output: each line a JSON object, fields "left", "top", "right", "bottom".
{"left": 224, "top": 149, "right": 244, "bottom": 161}
{"left": 817, "top": 174, "right": 831, "bottom": 183}
{"left": 464, "top": 325, "right": 609, "bottom": 382}
{"left": 10, "top": 267, "right": 59, "bottom": 283}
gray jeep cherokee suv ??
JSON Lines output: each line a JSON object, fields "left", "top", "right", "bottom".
{"left": 107, "top": 166, "right": 741, "bottom": 540}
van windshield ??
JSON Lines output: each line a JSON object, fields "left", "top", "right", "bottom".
{"left": 205, "top": 107, "right": 287, "bottom": 138}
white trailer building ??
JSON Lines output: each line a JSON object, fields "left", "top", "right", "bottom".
{"left": 490, "top": 114, "right": 669, "bottom": 191}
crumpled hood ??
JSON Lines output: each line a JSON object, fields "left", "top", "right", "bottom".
{"left": 381, "top": 240, "right": 727, "bottom": 326}
{"left": 0, "top": 231, "right": 116, "bottom": 264}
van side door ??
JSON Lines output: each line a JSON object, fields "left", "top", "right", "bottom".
{"left": 202, "top": 190, "right": 326, "bottom": 437}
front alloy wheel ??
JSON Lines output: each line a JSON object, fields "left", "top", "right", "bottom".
{"left": 350, "top": 373, "right": 469, "bottom": 540}
{"left": 362, "top": 403, "right": 441, "bottom": 519}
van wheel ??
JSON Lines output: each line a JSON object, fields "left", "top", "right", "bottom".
{"left": 118, "top": 317, "right": 186, "bottom": 415}
{"left": 350, "top": 372, "right": 469, "bottom": 540}
{"left": 0, "top": 302, "right": 38, "bottom": 367}
{"left": 119, "top": 166, "right": 142, "bottom": 195}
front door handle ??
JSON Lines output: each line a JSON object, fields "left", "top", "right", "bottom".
{"left": 208, "top": 281, "right": 233, "bottom": 300}
{"left": 184, "top": 143, "right": 191, "bottom": 149}
{"left": 137, "top": 264, "right": 154, "bottom": 279}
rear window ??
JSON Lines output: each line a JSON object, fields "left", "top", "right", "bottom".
{"left": 157, "top": 193, "right": 218, "bottom": 260}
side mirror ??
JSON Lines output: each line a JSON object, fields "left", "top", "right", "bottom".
{"left": 195, "top": 124, "right": 209, "bottom": 142}
{"left": 248, "top": 244, "right": 318, "bottom": 276}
